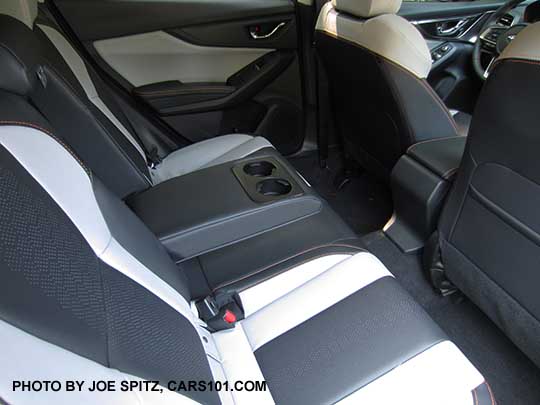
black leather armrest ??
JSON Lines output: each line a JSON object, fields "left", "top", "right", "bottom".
{"left": 385, "top": 136, "right": 466, "bottom": 253}
{"left": 133, "top": 81, "right": 236, "bottom": 112}
{"left": 132, "top": 51, "right": 294, "bottom": 115}
{"left": 126, "top": 149, "right": 333, "bottom": 261}
{"left": 406, "top": 136, "right": 466, "bottom": 180}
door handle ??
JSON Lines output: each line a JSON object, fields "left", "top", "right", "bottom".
{"left": 436, "top": 19, "right": 469, "bottom": 36}
{"left": 249, "top": 22, "right": 286, "bottom": 40}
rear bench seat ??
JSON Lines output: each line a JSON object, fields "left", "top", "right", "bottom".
{"left": 0, "top": 4, "right": 365, "bottom": 298}
{"left": 0, "top": 0, "right": 273, "bottom": 198}
{"left": 0, "top": 123, "right": 493, "bottom": 404}
{"left": 0, "top": 2, "right": 493, "bottom": 403}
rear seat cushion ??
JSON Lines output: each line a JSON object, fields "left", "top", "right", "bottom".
{"left": 216, "top": 252, "right": 486, "bottom": 405}
{"left": 151, "top": 134, "right": 273, "bottom": 184}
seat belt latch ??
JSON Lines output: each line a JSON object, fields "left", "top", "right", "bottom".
{"left": 198, "top": 292, "right": 244, "bottom": 332}
{"left": 223, "top": 309, "right": 237, "bottom": 324}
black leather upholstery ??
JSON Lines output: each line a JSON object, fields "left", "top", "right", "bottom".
{"left": 0, "top": 15, "right": 153, "bottom": 198}
{"left": 255, "top": 276, "right": 446, "bottom": 404}
{"left": 407, "top": 136, "right": 466, "bottom": 180}
{"left": 438, "top": 57, "right": 540, "bottom": 367}
{"left": 315, "top": 31, "right": 461, "bottom": 178}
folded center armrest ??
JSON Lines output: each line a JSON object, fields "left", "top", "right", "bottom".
{"left": 385, "top": 136, "right": 467, "bottom": 253}
{"left": 126, "top": 149, "right": 344, "bottom": 262}
{"left": 406, "top": 136, "right": 467, "bottom": 181}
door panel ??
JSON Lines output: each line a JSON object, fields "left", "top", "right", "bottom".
{"left": 52, "top": 0, "right": 305, "bottom": 155}
{"left": 93, "top": 31, "right": 273, "bottom": 87}
{"left": 398, "top": 1, "right": 508, "bottom": 114}
{"left": 399, "top": 1, "right": 531, "bottom": 113}
{"left": 174, "top": 14, "right": 297, "bottom": 49}
{"left": 52, "top": 0, "right": 295, "bottom": 41}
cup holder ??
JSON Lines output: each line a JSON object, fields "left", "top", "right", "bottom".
{"left": 256, "top": 179, "right": 292, "bottom": 197}
{"left": 243, "top": 161, "right": 276, "bottom": 177}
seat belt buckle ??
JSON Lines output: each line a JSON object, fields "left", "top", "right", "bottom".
{"left": 223, "top": 309, "right": 237, "bottom": 324}
{"left": 197, "top": 292, "right": 244, "bottom": 332}
{"left": 206, "top": 307, "right": 238, "bottom": 331}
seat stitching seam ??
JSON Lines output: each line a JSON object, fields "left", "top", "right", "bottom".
{"left": 41, "top": 65, "right": 151, "bottom": 185}
{"left": 486, "top": 381, "right": 496, "bottom": 405}
{"left": 418, "top": 78, "right": 460, "bottom": 133}
{"left": 380, "top": 59, "right": 416, "bottom": 148}
{"left": 448, "top": 150, "right": 477, "bottom": 239}
{"left": 406, "top": 135, "right": 465, "bottom": 152}
{"left": 0, "top": 120, "right": 92, "bottom": 177}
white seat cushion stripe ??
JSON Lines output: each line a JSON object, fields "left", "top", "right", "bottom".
{"left": 37, "top": 24, "right": 148, "bottom": 161}
{"left": 241, "top": 252, "right": 393, "bottom": 351}
{"left": 213, "top": 324, "right": 275, "bottom": 405}
{"left": 240, "top": 254, "right": 352, "bottom": 317}
{"left": 338, "top": 341, "right": 484, "bottom": 405}
{"left": 199, "top": 136, "right": 273, "bottom": 170}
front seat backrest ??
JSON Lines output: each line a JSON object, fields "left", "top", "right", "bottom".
{"left": 315, "top": 0, "right": 460, "bottom": 177}
{"left": 437, "top": 23, "right": 540, "bottom": 367}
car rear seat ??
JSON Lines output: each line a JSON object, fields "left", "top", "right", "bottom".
{"left": 0, "top": 122, "right": 493, "bottom": 404}
{"left": 0, "top": 2, "right": 494, "bottom": 403}
{"left": 0, "top": 0, "right": 376, "bottom": 313}
{"left": 0, "top": 0, "right": 273, "bottom": 198}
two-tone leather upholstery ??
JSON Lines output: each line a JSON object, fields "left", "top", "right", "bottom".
{"left": 0, "top": 123, "right": 490, "bottom": 404}
{"left": 437, "top": 22, "right": 540, "bottom": 368}
{"left": 0, "top": 0, "right": 273, "bottom": 196}
{"left": 0, "top": 0, "right": 36, "bottom": 28}
{"left": 0, "top": 1, "right": 495, "bottom": 402}
{"left": 315, "top": 0, "right": 470, "bottom": 178}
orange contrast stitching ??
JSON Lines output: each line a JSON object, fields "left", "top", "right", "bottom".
{"left": 0, "top": 120, "right": 91, "bottom": 177}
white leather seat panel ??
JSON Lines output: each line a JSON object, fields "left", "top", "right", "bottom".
{"left": 151, "top": 135, "right": 273, "bottom": 184}
{"left": 239, "top": 254, "right": 352, "bottom": 317}
{"left": 337, "top": 341, "right": 483, "bottom": 405}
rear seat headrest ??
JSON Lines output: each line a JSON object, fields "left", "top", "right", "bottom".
{"left": 332, "top": 0, "right": 402, "bottom": 18}
{"left": 0, "top": 0, "right": 38, "bottom": 29}
{"left": 0, "top": 15, "right": 43, "bottom": 96}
